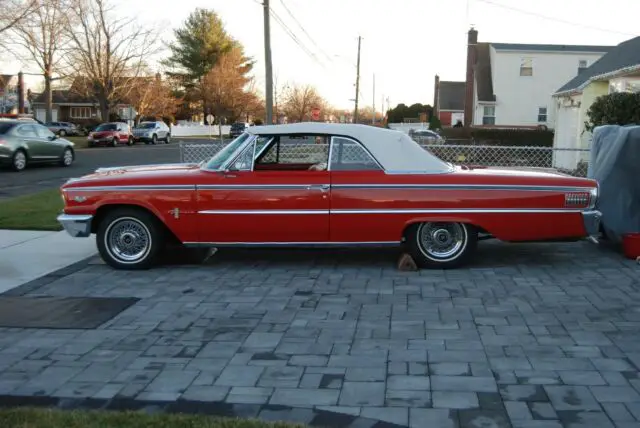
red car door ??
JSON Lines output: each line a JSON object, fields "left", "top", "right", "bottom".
{"left": 195, "top": 135, "right": 330, "bottom": 244}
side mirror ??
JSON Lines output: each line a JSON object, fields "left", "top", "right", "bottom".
{"left": 49, "top": 135, "right": 58, "bottom": 141}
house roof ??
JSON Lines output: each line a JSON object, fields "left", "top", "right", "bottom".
{"left": 554, "top": 36, "right": 640, "bottom": 96}
{"left": 438, "top": 81, "right": 465, "bottom": 110}
{"left": 247, "top": 122, "right": 454, "bottom": 174}
{"left": 32, "top": 90, "right": 96, "bottom": 105}
{"left": 491, "top": 43, "right": 613, "bottom": 53}
{"left": 476, "top": 43, "right": 496, "bottom": 102}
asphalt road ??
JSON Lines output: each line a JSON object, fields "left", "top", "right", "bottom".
{"left": 0, "top": 139, "right": 218, "bottom": 199}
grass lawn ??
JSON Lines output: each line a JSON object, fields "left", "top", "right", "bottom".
{"left": 0, "top": 408, "right": 305, "bottom": 428}
{"left": 0, "top": 189, "right": 63, "bottom": 231}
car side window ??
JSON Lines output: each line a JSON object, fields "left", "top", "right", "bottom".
{"left": 329, "top": 137, "right": 381, "bottom": 171}
{"left": 35, "top": 125, "right": 56, "bottom": 139}
{"left": 16, "top": 124, "right": 37, "bottom": 137}
{"left": 256, "top": 135, "right": 329, "bottom": 170}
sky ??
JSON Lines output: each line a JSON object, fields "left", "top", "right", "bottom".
{"left": 2, "top": 0, "right": 638, "bottom": 111}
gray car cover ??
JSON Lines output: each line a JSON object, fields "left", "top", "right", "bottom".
{"left": 588, "top": 124, "right": 640, "bottom": 242}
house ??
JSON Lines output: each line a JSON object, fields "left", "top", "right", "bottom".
{"left": 552, "top": 35, "right": 640, "bottom": 170}
{"left": 0, "top": 74, "right": 30, "bottom": 114}
{"left": 31, "top": 76, "right": 141, "bottom": 124}
{"left": 461, "top": 28, "right": 613, "bottom": 128}
{"left": 433, "top": 75, "right": 465, "bottom": 126}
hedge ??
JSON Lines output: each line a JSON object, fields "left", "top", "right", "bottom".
{"left": 439, "top": 127, "right": 554, "bottom": 147}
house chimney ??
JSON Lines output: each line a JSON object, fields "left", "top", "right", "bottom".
{"left": 433, "top": 74, "right": 440, "bottom": 118}
{"left": 17, "top": 71, "right": 25, "bottom": 114}
{"left": 463, "top": 27, "right": 478, "bottom": 127}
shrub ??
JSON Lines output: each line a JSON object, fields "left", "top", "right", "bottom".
{"left": 585, "top": 92, "right": 640, "bottom": 132}
{"left": 439, "top": 127, "right": 554, "bottom": 147}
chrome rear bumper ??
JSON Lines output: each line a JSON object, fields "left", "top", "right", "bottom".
{"left": 57, "top": 214, "right": 93, "bottom": 238}
{"left": 582, "top": 210, "right": 602, "bottom": 239}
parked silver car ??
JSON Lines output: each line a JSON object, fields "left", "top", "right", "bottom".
{"left": 46, "top": 121, "right": 83, "bottom": 137}
{"left": 131, "top": 121, "right": 171, "bottom": 144}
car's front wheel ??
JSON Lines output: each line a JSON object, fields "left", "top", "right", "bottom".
{"left": 96, "top": 208, "right": 165, "bottom": 270}
{"left": 165, "top": 134, "right": 171, "bottom": 144}
{"left": 127, "top": 137, "right": 133, "bottom": 146}
{"left": 151, "top": 134, "right": 157, "bottom": 145}
{"left": 111, "top": 137, "right": 118, "bottom": 147}
{"left": 59, "top": 129, "right": 66, "bottom": 137}
{"left": 11, "top": 149, "right": 27, "bottom": 172}
{"left": 406, "top": 222, "right": 477, "bottom": 269}
{"left": 59, "top": 148, "right": 74, "bottom": 167}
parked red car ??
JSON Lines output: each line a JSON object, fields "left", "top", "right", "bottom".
{"left": 58, "top": 123, "right": 601, "bottom": 270}
{"left": 87, "top": 122, "right": 133, "bottom": 147}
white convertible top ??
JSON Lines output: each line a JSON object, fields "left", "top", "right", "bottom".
{"left": 248, "top": 122, "right": 453, "bottom": 174}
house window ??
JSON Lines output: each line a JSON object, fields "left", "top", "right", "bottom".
{"left": 537, "top": 107, "right": 548, "bottom": 123}
{"left": 578, "top": 60, "right": 588, "bottom": 74}
{"left": 482, "top": 106, "right": 495, "bottom": 125}
{"left": 520, "top": 58, "right": 533, "bottom": 76}
{"left": 70, "top": 107, "right": 91, "bottom": 119}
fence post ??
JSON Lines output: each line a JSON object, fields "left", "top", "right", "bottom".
{"left": 179, "top": 141, "right": 183, "bottom": 163}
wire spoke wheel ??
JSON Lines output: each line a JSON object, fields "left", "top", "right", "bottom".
{"left": 105, "top": 217, "right": 152, "bottom": 263}
{"left": 13, "top": 151, "right": 26, "bottom": 171}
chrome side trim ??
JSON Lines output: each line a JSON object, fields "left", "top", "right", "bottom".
{"left": 197, "top": 208, "right": 587, "bottom": 215}
{"left": 183, "top": 241, "right": 400, "bottom": 248}
{"left": 63, "top": 185, "right": 195, "bottom": 192}
{"left": 332, "top": 184, "right": 596, "bottom": 192}
{"left": 331, "top": 208, "right": 586, "bottom": 214}
{"left": 199, "top": 209, "right": 329, "bottom": 215}
{"left": 95, "top": 163, "right": 193, "bottom": 173}
{"left": 197, "top": 184, "right": 325, "bottom": 190}
{"left": 57, "top": 213, "right": 93, "bottom": 238}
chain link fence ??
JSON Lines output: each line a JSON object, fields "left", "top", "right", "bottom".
{"left": 179, "top": 139, "right": 591, "bottom": 177}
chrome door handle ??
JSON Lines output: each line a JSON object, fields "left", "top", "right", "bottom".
{"left": 307, "top": 185, "right": 330, "bottom": 192}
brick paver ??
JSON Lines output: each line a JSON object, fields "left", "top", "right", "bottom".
{"left": 1, "top": 242, "right": 639, "bottom": 427}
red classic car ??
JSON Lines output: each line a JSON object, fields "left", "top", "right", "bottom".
{"left": 57, "top": 123, "right": 601, "bottom": 270}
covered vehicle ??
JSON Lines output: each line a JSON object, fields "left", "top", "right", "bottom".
{"left": 87, "top": 122, "right": 133, "bottom": 147}
{"left": 57, "top": 123, "right": 601, "bottom": 269}
{"left": 132, "top": 121, "right": 171, "bottom": 144}
{"left": 229, "top": 122, "right": 249, "bottom": 138}
{"left": 0, "top": 120, "right": 75, "bottom": 171}
{"left": 46, "top": 122, "right": 83, "bottom": 136}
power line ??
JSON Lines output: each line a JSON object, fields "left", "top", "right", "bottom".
{"left": 477, "top": 0, "right": 636, "bottom": 37}
{"left": 278, "top": 0, "right": 333, "bottom": 63}
{"left": 269, "top": 7, "right": 326, "bottom": 69}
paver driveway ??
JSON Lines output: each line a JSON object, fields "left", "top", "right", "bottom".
{"left": 1, "top": 241, "right": 640, "bottom": 428}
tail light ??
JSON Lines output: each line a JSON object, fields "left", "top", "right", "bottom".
{"left": 0, "top": 138, "right": 6, "bottom": 145}
{"left": 565, "top": 192, "right": 590, "bottom": 208}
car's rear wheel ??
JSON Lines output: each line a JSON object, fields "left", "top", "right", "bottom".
{"left": 11, "top": 149, "right": 27, "bottom": 172}
{"left": 165, "top": 134, "right": 171, "bottom": 144}
{"left": 96, "top": 208, "right": 164, "bottom": 270}
{"left": 406, "top": 222, "right": 477, "bottom": 269}
{"left": 59, "top": 148, "right": 74, "bottom": 167}
{"left": 151, "top": 134, "right": 157, "bottom": 145}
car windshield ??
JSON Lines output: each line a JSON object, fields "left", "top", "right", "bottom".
{"left": 202, "top": 133, "right": 253, "bottom": 170}
{"left": 136, "top": 123, "right": 156, "bottom": 129}
{"left": 95, "top": 124, "right": 117, "bottom": 131}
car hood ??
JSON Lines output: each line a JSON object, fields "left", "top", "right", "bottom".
{"left": 91, "top": 131, "right": 115, "bottom": 137}
{"left": 63, "top": 163, "right": 201, "bottom": 187}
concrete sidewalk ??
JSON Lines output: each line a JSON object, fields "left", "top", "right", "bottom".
{"left": 0, "top": 230, "right": 96, "bottom": 294}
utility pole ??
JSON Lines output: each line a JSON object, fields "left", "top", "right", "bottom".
{"left": 353, "top": 36, "right": 361, "bottom": 124}
{"left": 372, "top": 74, "right": 376, "bottom": 125}
{"left": 263, "top": 0, "right": 274, "bottom": 124}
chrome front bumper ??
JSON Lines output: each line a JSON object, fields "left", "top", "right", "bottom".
{"left": 582, "top": 210, "right": 602, "bottom": 238}
{"left": 57, "top": 214, "right": 93, "bottom": 238}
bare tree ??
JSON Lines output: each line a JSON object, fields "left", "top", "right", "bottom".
{"left": 127, "top": 74, "right": 180, "bottom": 122}
{"left": 0, "top": 0, "right": 36, "bottom": 40}
{"left": 281, "top": 83, "right": 326, "bottom": 122}
{"left": 64, "top": 0, "right": 159, "bottom": 121}
{"left": 10, "top": 0, "right": 72, "bottom": 122}
{"left": 199, "top": 45, "right": 253, "bottom": 124}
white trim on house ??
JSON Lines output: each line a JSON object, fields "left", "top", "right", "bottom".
{"left": 554, "top": 64, "right": 640, "bottom": 97}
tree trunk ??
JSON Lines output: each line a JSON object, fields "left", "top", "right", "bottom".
{"left": 44, "top": 70, "right": 52, "bottom": 123}
{"left": 99, "top": 96, "right": 109, "bottom": 122}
